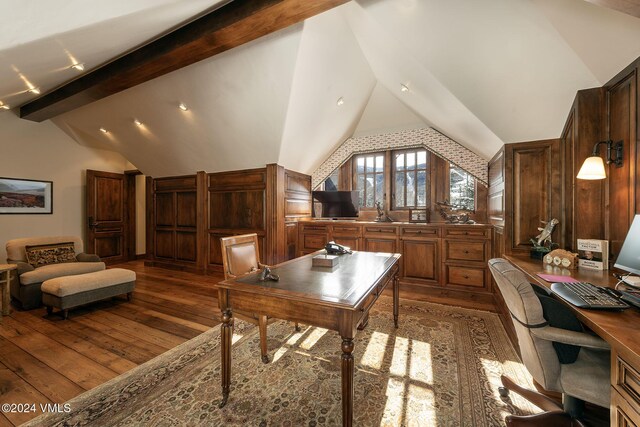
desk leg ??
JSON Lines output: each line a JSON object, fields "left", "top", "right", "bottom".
{"left": 219, "top": 309, "right": 233, "bottom": 408}
{"left": 2, "top": 271, "right": 10, "bottom": 316}
{"left": 341, "top": 337, "right": 354, "bottom": 427}
{"left": 393, "top": 273, "right": 399, "bottom": 328}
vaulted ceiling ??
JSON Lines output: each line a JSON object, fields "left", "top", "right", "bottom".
{"left": 2, "top": 0, "right": 640, "bottom": 177}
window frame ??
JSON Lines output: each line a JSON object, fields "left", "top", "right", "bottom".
{"left": 391, "top": 148, "right": 430, "bottom": 210}
{"left": 352, "top": 152, "right": 386, "bottom": 210}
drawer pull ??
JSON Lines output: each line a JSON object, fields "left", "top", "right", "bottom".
{"left": 464, "top": 250, "right": 469, "bottom": 254}
{"left": 463, "top": 275, "right": 469, "bottom": 279}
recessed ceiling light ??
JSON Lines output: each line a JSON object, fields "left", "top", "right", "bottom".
{"left": 134, "top": 119, "right": 142, "bottom": 126}
{"left": 0, "top": 103, "right": 9, "bottom": 110}
{"left": 28, "top": 87, "right": 41, "bottom": 95}
{"left": 400, "top": 84, "right": 409, "bottom": 93}
{"left": 337, "top": 97, "right": 344, "bottom": 106}
{"left": 99, "top": 127, "right": 108, "bottom": 133}
{"left": 70, "top": 63, "right": 85, "bottom": 71}
{"left": 178, "top": 103, "right": 188, "bottom": 111}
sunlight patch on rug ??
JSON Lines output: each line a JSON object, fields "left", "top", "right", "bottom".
{"left": 24, "top": 299, "right": 537, "bottom": 426}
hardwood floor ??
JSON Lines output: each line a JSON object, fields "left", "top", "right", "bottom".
{"left": 0, "top": 261, "right": 223, "bottom": 426}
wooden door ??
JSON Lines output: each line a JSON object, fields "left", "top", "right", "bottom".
{"left": 86, "top": 170, "right": 127, "bottom": 264}
{"left": 402, "top": 239, "right": 439, "bottom": 283}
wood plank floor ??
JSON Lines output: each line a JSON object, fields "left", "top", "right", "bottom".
{"left": 0, "top": 261, "right": 223, "bottom": 426}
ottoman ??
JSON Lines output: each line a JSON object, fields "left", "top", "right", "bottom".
{"left": 42, "top": 268, "right": 136, "bottom": 319}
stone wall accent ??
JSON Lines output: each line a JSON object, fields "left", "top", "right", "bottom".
{"left": 311, "top": 128, "right": 488, "bottom": 188}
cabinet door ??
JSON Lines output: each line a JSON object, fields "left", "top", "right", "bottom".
{"left": 332, "top": 235, "right": 360, "bottom": 251}
{"left": 402, "top": 239, "right": 439, "bottom": 283}
{"left": 364, "top": 237, "right": 397, "bottom": 253}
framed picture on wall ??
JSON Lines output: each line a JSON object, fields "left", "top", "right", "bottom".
{"left": 0, "top": 177, "right": 53, "bottom": 214}
{"left": 408, "top": 209, "right": 429, "bottom": 223}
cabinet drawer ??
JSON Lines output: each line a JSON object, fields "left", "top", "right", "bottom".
{"left": 444, "top": 265, "right": 487, "bottom": 288}
{"left": 300, "top": 224, "right": 328, "bottom": 233}
{"left": 400, "top": 226, "right": 439, "bottom": 238}
{"left": 331, "top": 225, "right": 361, "bottom": 235}
{"left": 445, "top": 240, "right": 487, "bottom": 262}
{"left": 616, "top": 356, "right": 640, "bottom": 410}
{"left": 612, "top": 387, "right": 640, "bottom": 427}
{"left": 364, "top": 226, "right": 397, "bottom": 236}
{"left": 302, "top": 233, "right": 327, "bottom": 251}
{"left": 444, "top": 227, "right": 490, "bottom": 239}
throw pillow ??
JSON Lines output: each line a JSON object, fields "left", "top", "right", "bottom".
{"left": 25, "top": 242, "right": 77, "bottom": 268}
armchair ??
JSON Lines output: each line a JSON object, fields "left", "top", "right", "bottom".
{"left": 488, "top": 258, "right": 610, "bottom": 425}
{"left": 220, "top": 234, "right": 299, "bottom": 363}
{"left": 6, "top": 236, "right": 105, "bottom": 309}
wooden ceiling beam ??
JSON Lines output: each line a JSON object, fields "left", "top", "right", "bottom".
{"left": 19, "top": 0, "right": 349, "bottom": 122}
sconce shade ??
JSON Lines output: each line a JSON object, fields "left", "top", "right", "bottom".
{"left": 577, "top": 156, "right": 606, "bottom": 180}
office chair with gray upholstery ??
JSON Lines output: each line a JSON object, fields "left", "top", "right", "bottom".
{"left": 488, "top": 258, "right": 611, "bottom": 426}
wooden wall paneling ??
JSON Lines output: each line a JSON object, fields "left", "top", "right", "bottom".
{"left": 196, "top": 171, "right": 208, "bottom": 273}
{"left": 488, "top": 148, "right": 505, "bottom": 227}
{"left": 145, "top": 176, "right": 154, "bottom": 261}
{"left": 265, "top": 164, "right": 285, "bottom": 265}
{"left": 147, "top": 175, "right": 199, "bottom": 271}
{"left": 207, "top": 168, "right": 267, "bottom": 270}
{"left": 283, "top": 169, "right": 312, "bottom": 261}
{"left": 560, "top": 88, "right": 606, "bottom": 251}
{"left": 606, "top": 67, "right": 637, "bottom": 258}
{"left": 339, "top": 158, "right": 353, "bottom": 191}
{"left": 124, "top": 170, "right": 141, "bottom": 261}
{"left": 504, "top": 139, "right": 562, "bottom": 254}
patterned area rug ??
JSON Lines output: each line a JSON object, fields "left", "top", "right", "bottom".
{"left": 25, "top": 299, "right": 536, "bottom": 426}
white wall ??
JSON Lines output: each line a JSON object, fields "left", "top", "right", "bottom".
{"left": 0, "top": 112, "right": 133, "bottom": 261}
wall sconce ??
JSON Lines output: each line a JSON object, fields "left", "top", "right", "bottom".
{"left": 576, "top": 140, "right": 623, "bottom": 180}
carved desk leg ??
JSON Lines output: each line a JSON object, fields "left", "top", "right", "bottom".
{"left": 341, "top": 337, "right": 354, "bottom": 427}
{"left": 219, "top": 308, "right": 233, "bottom": 408}
{"left": 393, "top": 271, "right": 399, "bottom": 328}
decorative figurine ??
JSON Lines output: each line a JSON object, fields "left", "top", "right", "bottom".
{"left": 436, "top": 199, "right": 476, "bottom": 224}
{"left": 374, "top": 201, "right": 394, "bottom": 222}
{"left": 533, "top": 218, "right": 559, "bottom": 247}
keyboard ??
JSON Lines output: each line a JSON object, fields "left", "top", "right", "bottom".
{"left": 551, "top": 281, "right": 630, "bottom": 310}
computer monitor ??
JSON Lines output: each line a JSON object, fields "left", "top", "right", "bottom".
{"left": 614, "top": 214, "right": 640, "bottom": 276}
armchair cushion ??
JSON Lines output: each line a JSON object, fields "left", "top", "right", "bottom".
{"left": 25, "top": 242, "right": 76, "bottom": 267}
{"left": 19, "top": 262, "right": 105, "bottom": 285}
{"left": 76, "top": 253, "right": 101, "bottom": 263}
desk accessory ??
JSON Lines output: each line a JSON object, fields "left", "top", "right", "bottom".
{"left": 577, "top": 239, "right": 608, "bottom": 270}
{"left": 259, "top": 266, "right": 279, "bottom": 281}
{"left": 312, "top": 253, "right": 339, "bottom": 268}
{"left": 543, "top": 249, "right": 579, "bottom": 269}
{"left": 325, "top": 241, "right": 351, "bottom": 255}
{"left": 536, "top": 273, "right": 579, "bottom": 283}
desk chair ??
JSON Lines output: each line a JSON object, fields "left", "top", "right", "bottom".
{"left": 220, "top": 234, "right": 299, "bottom": 363}
{"left": 488, "top": 258, "right": 610, "bottom": 425}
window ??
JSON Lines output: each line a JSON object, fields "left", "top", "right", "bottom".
{"left": 354, "top": 154, "right": 384, "bottom": 208}
{"left": 449, "top": 164, "right": 475, "bottom": 210}
{"left": 393, "top": 149, "right": 428, "bottom": 209}
{"left": 323, "top": 170, "right": 339, "bottom": 191}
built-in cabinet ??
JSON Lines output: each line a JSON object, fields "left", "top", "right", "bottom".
{"left": 299, "top": 221, "right": 493, "bottom": 309}
{"left": 146, "top": 164, "right": 312, "bottom": 273}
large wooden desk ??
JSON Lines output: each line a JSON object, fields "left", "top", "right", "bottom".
{"left": 505, "top": 254, "right": 640, "bottom": 426}
{"left": 217, "top": 251, "right": 401, "bottom": 426}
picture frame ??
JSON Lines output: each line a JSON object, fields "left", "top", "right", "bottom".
{"left": 0, "top": 177, "right": 53, "bottom": 214}
{"left": 408, "top": 208, "right": 429, "bottom": 223}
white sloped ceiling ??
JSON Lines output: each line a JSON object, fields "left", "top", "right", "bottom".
{"left": 21, "top": 0, "right": 640, "bottom": 177}
{"left": 278, "top": 6, "right": 376, "bottom": 174}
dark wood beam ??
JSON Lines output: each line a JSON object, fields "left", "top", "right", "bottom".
{"left": 583, "top": 0, "right": 640, "bottom": 19}
{"left": 20, "top": 0, "right": 349, "bottom": 122}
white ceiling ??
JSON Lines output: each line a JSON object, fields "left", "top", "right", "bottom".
{"left": 3, "top": 0, "right": 640, "bottom": 177}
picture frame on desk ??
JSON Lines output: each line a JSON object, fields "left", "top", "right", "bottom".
{"left": 408, "top": 209, "right": 429, "bottom": 223}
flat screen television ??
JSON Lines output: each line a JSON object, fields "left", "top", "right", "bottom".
{"left": 614, "top": 214, "right": 640, "bottom": 275}
{"left": 312, "top": 191, "right": 359, "bottom": 218}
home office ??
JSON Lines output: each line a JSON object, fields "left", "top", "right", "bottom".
{"left": 2, "top": 1, "right": 640, "bottom": 426}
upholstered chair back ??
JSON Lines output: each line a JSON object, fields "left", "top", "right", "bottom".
{"left": 488, "top": 258, "right": 562, "bottom": 392}
{"left": 220, "top": 234, "right": 260, "bottom": 280}
{"left": 6, "top": 236, "right": 85, "bottom": 263}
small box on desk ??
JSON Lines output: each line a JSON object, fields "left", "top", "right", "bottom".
{"left": 577, "top": 239, "right": 608, "bottom": 270}
{"left": 312, "top": 254, "right": 339, "bottom": 268}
